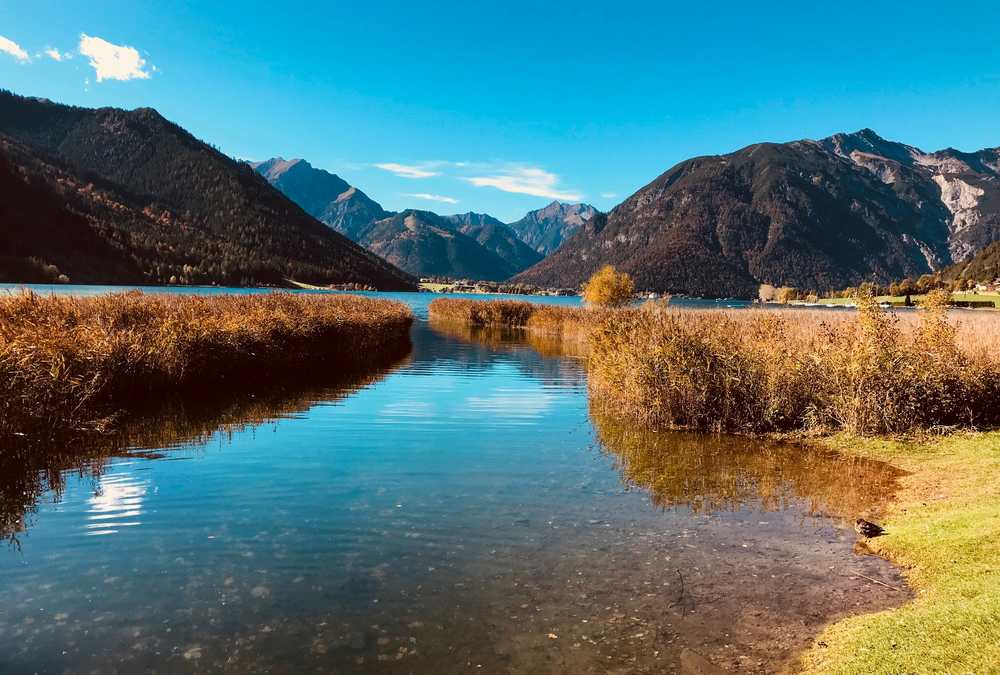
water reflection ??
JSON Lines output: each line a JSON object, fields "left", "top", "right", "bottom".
{"left": 0, "top": 311, "right": 910, "bottom": 674}
{"left": 1, "top": 349, "right": 411, "bottom": 545}
{"left": 84, "top": 472, "right": 148, "bottom": 536}
{"left": 593, "top": 411, "right": 904, "bottom": 521}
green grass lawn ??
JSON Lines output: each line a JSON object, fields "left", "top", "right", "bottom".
{"left": 801, "top": 432, "right": 1000, "bottom": 673}
{"left": 418, "top": 282, "right": 454, "bottom": 292}
{"left": 814, "top": 293, "right": 1000, "bottom": 308}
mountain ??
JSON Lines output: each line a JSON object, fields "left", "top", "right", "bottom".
{"left": 0, "top": 90, "right": 414, "bottom": 289}
{"left": 940, "top": 241, "right": 1000, "bottom": 284}
{"left": 354, "top": 210, "right": 516, "bottom": 280}
{"left": 0, "top": 134, "right": 145, "bottom": 283}
{"left": 515, "top": 130, "right": 1000, "bottom": 297}
{"left": 443, "top": 211, "right": 508, "bottom": 230}
{"left": 250, "top": 158, "right": 391, "bottom": 240}
{"left": 443, "top": 212, "right": 543, "bottom": 273}
{"left": 253, "top": 160, "right": 540, "bottom": 279}
{"left": 507, "top": 201, "right": 599, "bottom": 255}
{"left": 818, "top": 129, "right": 1000, "bottom": 261}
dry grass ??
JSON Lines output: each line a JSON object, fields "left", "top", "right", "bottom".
{"left": 428, "top": 298, "right": 610, "bottom": 351}
{"left": 0, "top": 291, "right": 412, "bottom": 438}
{"left": 430, "top": 295, "right": 1000, "bottom": 436}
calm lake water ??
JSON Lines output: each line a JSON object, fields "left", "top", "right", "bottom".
{"left": 1, "top": 286, "right": 906, "bottom": 674}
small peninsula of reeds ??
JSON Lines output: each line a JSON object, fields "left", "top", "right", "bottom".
{"left": 0, "top": 291, "right": 413, "bottom": 439}
{"left": 428, "top": 293, "right": 1000, "bottom": 435}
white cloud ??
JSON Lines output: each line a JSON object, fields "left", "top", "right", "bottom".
{"left": 44, "top": 47, "right": 72, "bottom": 61}
{"left": 78, "top": 34, "right": 151, "bottom": 82}
{"left": 374, "top": 162, "right": 440, "bottom": 179}
{"left": 404, "top": 192, "right": 459, "bottom": 204}
{"left": 0, "top": 35, "right": 30, "bottom": 62}
{"left": 600, "top": 192, "right": 618, "bottom": 199}
{"left": 464, "top": 166, "right": 582, "bottom": 201}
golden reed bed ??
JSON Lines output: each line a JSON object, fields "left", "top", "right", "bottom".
{"left": 428, "top": 295, "right": 1000, "bottom": 435}
{"left": 0, "top": 291, "right": 413, "bottom": 438}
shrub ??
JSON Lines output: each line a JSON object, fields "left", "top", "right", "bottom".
{"left": 582, "top": 265, "right": 634, "bottom": 307}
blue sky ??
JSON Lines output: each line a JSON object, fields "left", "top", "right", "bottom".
{"left": 2, "top": 1, "right": 999, "bottom": 221}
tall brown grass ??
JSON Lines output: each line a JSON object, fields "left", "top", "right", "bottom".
{"left": 428, "top": 297, "right": 611, "bottom": 351}
{"left": 430, "top": 295, "right": 1000, "bottom": 436}
{"left": 0, "top": 291, "right": 412, "bottom": 438}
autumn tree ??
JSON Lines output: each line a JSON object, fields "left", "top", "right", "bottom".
{"left": 582, "top": 265, "right": 635, "bottom": 307}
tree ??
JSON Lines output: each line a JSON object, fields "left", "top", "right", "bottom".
{"left": 775, "top": 287, "right": 799, "bottom": 304}
{"left": 758, "top": 283, "right": 777, "bottom": 303}
{"left": 582, "top": 265, "right": 634, "bottom": 307}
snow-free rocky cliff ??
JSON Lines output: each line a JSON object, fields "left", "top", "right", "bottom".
{"left": 515, "top": 129, "right": 1000, "bottom": 297}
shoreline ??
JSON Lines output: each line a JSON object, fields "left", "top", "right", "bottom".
{"left": 0, "top": 291, "right": 413, "bottom": 442}
{"left": 428, "top": 296, "right": 1000, "bottom": 672}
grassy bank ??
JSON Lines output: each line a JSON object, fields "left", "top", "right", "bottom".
{"left": 0, "top": 291, "right": 412, "bottom": 438}
{"left": 818, "top": 293, "right": 1000, "bottom": 308}
{"left": 430, "top": 295, "right": 1000, "bottom": 435}
{"left": 801, "top": 432, "right": 1000, "bottom": 673}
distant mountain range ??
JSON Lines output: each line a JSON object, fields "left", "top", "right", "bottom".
{"left": 516, "top": 130, "right": 1000, "bottom": 297}
{"left": 507, "top": 201, "right": 599, "bottom": 256}
{"left": 0, "top": 90, "right": 415, "bottom": 289}
{"left": 444, "top": 213, "right": 543, "bottom": 275}
{"left": 251, "top": 157, "right": 592, "bottom": 280}
{"left": 4, "top": 85, "right": 1000, "bottom": 298}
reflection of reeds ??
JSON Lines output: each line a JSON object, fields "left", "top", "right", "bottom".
{"left": 591, "top": 408, "right": 903, "bottom": 519}
{"left": 428, "top": 298, "right": 606, "bottom": 353}
{"left": 428, "top": 316, "right": 582, "bottom": 359}
{"left": 0, "top": 291, "right": 413, "bottom": 438}
{"left": 430, "top": 295, "right": 1000, "bottom": 435}
{"left": 2, "top": 354, "right": 409, "bottom": 544}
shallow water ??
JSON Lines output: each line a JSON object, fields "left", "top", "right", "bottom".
{"left": 1, "top": 289, "right": 907, "bottom": 673}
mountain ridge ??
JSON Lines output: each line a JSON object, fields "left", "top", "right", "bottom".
{"left": 515, "top": 129, "right": 1000, "bottom": 297}
{"left": 507, "top": 201, "right": 599, "bottom": 255}
{"left": 253, "top": 159, "right": 548, "bottom": 279}
{"left": 0, "top": 90, "right": 415, "bottom": 289}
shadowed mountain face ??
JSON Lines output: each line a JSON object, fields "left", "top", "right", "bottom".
{"left": 254, "top": 160, "right": 544, "bottom": 280}
{"left": 515, "top": 130, "right": 1000, "bottom": 298}
{"left": 0, "top": 90, "right": 414, "bottom": 289}
{"left": 443, "top": 213, "right": 543, "bottom": 274}
{"left": 0, "top": 135, "right": 145, "bottom": 283}
{"left": 354, "top": 210, "right": 516, "bottom": 280}
{"left": 507, "top": 201, "right": 599, "bottom": 255}
{"left": 250, "top": 158, "right": 392, "bottom": 241}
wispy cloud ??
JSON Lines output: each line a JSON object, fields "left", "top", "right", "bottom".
{"left": 0, "top": 35, "right": 30, "bottom": 62}
{"left": 600, "top": 192, "right": 618, "bottom": 199}
{"left": 44, "top": 47, "right": 72, "bottom": 61}
{"left": 404, "top": 192, "right": 459, "bottom": 204}
{"left": 79, "top": 34, "right": 151, "bottom": 82}
{"left": 464, "top": 166, "right": 582, "bottom": 202}
{"left": 374, "top": 162, "right": 440, "bottom": 179}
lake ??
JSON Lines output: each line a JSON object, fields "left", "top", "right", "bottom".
{"left": 0, "top": 287, "right": 906, "bottom": 673}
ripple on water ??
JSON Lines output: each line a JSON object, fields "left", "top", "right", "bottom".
{"left": 0, "top": 306, "right": 908, "bottom": 674}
